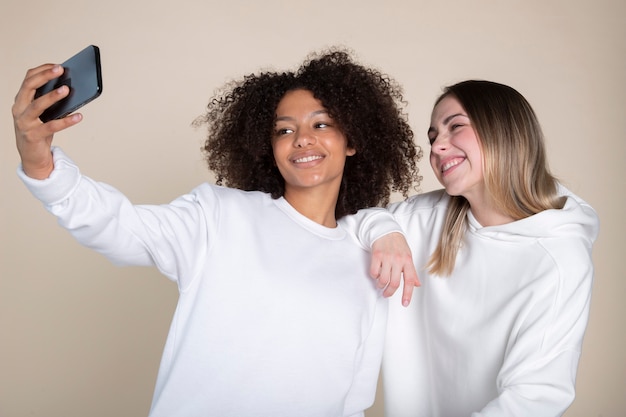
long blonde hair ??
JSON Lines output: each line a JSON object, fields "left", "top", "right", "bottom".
{"left": 427, "top": 80, "right": 563, "bottom": 276}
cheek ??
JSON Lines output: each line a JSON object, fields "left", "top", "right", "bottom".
{"left": 271, "top": 143, "right": 286, "bottom": 170}
{"left": 468, "top": 146, "right": 485, "bottom": 172}
{"left": 271, "top": 139, "right": 287, "bottom": 159}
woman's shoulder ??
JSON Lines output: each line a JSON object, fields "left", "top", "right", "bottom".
{"left": 192, "top": 183, "right": 270, "bottom": 201}
{"left": 179, "top": 183, "right": 274, "bottom": 217}
{"left": 387, "top": 188, "right": 449, "bottom": 215}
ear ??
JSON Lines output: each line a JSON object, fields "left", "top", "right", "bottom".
{"left": 346, "top": 147, "right": 356, "bottom": 156}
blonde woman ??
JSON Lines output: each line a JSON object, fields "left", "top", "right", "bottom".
{"left": 369, "top": 80, "right": 599, "bottom": 416}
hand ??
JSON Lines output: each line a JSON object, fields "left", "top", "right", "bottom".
{"left": 370, "top": 232, "right": 420, "bottom": 306}
{"left": 12, "top": 64, "right": 82, "bottom": 179}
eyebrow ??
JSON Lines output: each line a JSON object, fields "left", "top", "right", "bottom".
{"left": 443, "top": 112, "right": 468, "bottom": 124}
{"left": 427, "top": 112, "right": 469, "bottom": 135}
{"left": 275, "top": 109, "right": 328, "bottom": 122}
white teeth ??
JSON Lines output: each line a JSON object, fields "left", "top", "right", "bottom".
{"left": 442, "top": 159, "right": 461, "bottom": 172}
{"left": 294, "top": 155, "right": 323, "bottom": 163}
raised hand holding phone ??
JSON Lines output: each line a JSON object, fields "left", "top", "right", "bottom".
{"left": 34, "top": 45, "right": 102, "bottom": 122}
{"left": 13, "top": 45, "right": 102, "bottom": 179}
{"left": 13, "top": 67, "right": 79, "bottom": 179}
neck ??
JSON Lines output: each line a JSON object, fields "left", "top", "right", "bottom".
{"left": 283, "top": 186, "right": 339, "bottom": 228}
{"left": 467, "top": 198, "right": 515, "bottom": 227}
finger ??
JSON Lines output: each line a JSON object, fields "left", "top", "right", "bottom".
{"left": 13, "top": 85, "right": 71, "bottom": 139}
{"left": 30, "top": 84, "right": 70, "bottom": 121}
{"left": 380, "top": 260, "right": 400, "bottom": 295}
{"left": 370, "top": 254, "right": 393, "bottom": 290}
{"left": 13, "top": 64, "right": 63, "bottom": 117}
{"left": 376, "top": 263, "right": 392, "bottom": 289}
{"left": 15, "top": 64, "right": 62, "bottom": 101}
{"left": 45, "top": 112, "right": 83, "bottom": 133}
{"left": 369, "top": 253, "right": 382, "bottom": 279}
{"left": 33, "top": 112, "right": 83, "bottom": 142}
{"left": 400, "top": 265, "right": 421, "bottom": 307}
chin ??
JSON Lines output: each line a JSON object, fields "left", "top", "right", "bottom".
{"left": 442, "top": 185, "right": 464, "bottom": 197}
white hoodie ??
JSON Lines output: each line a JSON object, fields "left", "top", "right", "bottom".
{"left": 18, "top": 147, "right": 397, "bottom": 417}
{"left": 382, "top": 187, "right": 599, "bottom": 417}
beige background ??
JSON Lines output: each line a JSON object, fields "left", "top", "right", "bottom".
{"left": 1, "top": 1, "right": 624, "bottom": 416}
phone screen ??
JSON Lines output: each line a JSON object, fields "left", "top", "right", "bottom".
{"left": 35, "top": 45, "right": 103, "bottom": 122}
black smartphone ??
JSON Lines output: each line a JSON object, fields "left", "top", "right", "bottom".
{"left": 35, "top": 45, "right": 103, "bottom": 123}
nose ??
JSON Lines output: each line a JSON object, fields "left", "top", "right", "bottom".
{"left": 294, "top": 126, "right": 316, "bottom": 148}
{"left": 430, "top": 133, "right": 449, "bottom": 154}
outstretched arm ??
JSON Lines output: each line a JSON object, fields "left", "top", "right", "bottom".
{"left": 13, "top": 64, "right": 82, "bottom": 179}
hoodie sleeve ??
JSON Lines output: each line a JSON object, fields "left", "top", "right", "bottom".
{"left": 17, "top": 147, "right": 210, "bottom": 286}
{"left": 475, "top": 191, "right": 599, "bottom": 417}
{"left": 339, "top": 208, "right": 405, "bottom": 249}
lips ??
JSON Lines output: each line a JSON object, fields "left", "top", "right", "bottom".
{"left": 440, "top": 157, "right": 464, "bottom": 173}
{"left": 293, "top": 155, "right": 324, "bottom": 163}
{"left": 291, "top": 150, "right": 325, "bottom": 165}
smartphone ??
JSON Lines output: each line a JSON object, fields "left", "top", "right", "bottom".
{"left": 35, "top": 45, "right": 103, "bottom": 122}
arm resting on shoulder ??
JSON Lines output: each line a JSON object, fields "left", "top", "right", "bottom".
{"left": 341, "top": 208, "right": 420, "bottom": 306}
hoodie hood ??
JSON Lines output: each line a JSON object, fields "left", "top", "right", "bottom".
{"left": 469, "top": 184, "right": 599, "bottom": 245}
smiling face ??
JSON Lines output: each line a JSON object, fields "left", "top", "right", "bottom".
{"left": 428, "top": 95, "right": 486, "bottom": 205}
{"left": 272, "top": 89, "right": 356, "bottom": 198}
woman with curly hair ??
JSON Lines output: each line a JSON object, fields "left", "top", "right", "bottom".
{"left": 202, "top": 49, "right": 419, "bottom": 219}
{"left": 13, "top": 48, "right": 421, "bottom": 416}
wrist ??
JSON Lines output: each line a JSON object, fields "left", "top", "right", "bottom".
{"left": 22, "top": 157, "right": 54, "bottom": 180}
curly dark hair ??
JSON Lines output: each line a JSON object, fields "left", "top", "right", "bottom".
{"left": 198, "top": 48, "right": 422, "bottom": 219}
